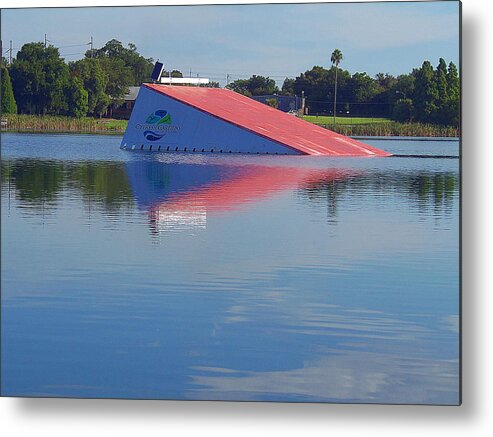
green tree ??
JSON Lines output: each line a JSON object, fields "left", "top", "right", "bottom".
{"left": 330, "top": 49, "right": 343, "bottom": 122}
{"left": 66, "top": 76, "right": 89, "bottom": 118}
{"left": 392, "top": 74, "right": 415, "bottom": 104}
{"left": 89, "top": 39, "right": 154, "bottom": 85}
{"left": 281, "top": 78, "right": 295, "bottom": 96}
{"left": 413, "top": 61, "right": 438, "bottom": 123}
{"left": 248, "top": 75, "right": 278, "bottom": 95}
{"left": 70, "top": 58, "right": 110, "bottom": 116}
{"left": 10, "top": 42, "right": 69, "bottom": 114}
{"left": 447, "top": 62, "right": 460, "bottom": 102}
{"left": 435, "top": 58, "right": 449, "bottom": 124}
{"left": 445, "top": 61, "right": 460, "bottom": 127}
{"left": 97, "top": 57, "right": 133, "bottom": 106}
{"left": 87, "top": 39, "right": 155, "bottom": 110}
{"left": 226, "top": 78, "right": 252, "bottom": 96}
{"left": 1, "top": 66, "right": 18, "bottom": 114}
{"left": 364, "top": 73, "right": 397, "bottom": 118}
{"left": 351, "top": 73, "right": 379, "bottom": 103}
{"left": 375, "top": 72, "right": 397, "bottom": 90}
{"left": 293, "top": 65, "right": 350, "bottom": 115}
{"left": 199, "top": 81, "right": 220, "bottom": 88}
{"left": 391, "top": 98, "right": 414, "bottom": 122}
{"left": 436, "top": 58, "right": 449, "bottom": 103}
{"left": 162, "top": 69, "right": 183, "bottom": 78}
{"left": 226, "top": 75, "right": 278, "bottom": 96}
{"left": 350, "top": 72, "right": 379, "bottom": 116}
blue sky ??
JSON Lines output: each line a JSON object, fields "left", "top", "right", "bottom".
{"left": 1, "top": 1, "right": 460, "bottom": 86}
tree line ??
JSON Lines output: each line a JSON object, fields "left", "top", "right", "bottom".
{"left": 1, "top": 39, "right": 155, "bottom": 118}
{"left": 226, "top": 58, "right": 459, "bottom": 126}
{"left": 1, "top": 40, "right": 459, "bottom": 127}
{"left": 1, "top": 39, "right": 222, "bottom": 119}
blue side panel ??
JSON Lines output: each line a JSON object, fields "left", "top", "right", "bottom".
{"left": 120, "top": 86, "right": 302, "bottom": 155}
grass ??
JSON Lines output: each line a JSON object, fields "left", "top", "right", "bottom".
{"left": 313, "top": 121, "right": 459, "bottom": 138}
{"left": 1, "top": 114, "right": 459, "bottom": 138}
{"left": 301, "top": 115, "right": 459, "bottom": 137}
{"left": 302, "top": 115, "right": 390, "bottom": 125}
{"left": 96, "top": 119, "right": 128, "bottom": 131}
{"left": 1, "top": 114, "right": 128, "bottom": 133}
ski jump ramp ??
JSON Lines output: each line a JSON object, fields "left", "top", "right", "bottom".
{"left": 121, "top": 84, "right": 391, "bottom": 157}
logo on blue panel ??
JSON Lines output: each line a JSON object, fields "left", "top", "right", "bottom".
{"left": 146, "top": 109, "right": 171, "bottom": 126}
{"left": 135, "top": 109, "right": 180, "bottom": 141}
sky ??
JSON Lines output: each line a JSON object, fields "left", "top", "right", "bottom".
{"left": 1, "top": 1, "right": 460, "bottom": 86}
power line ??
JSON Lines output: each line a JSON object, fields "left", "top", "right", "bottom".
{"left": 0, "top": 42, "right": 331, "bottom": 81}
{"left": 0, "top": 38, "right": 415, "bottom": 89}
{"left": 306, "top": 100, "right": 393, "bottom": 106}
{"left": 59, "top": 52, "right": 87, "bottom": 57}
{"left": 56, "top": 43, "right": 90, "bottom": 49}
{"left": 4, "top": 37, "right": 92, "bottom": 58}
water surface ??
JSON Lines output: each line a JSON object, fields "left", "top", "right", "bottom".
{"left": 1, "top": 133, "right": 460, "bottom": 404}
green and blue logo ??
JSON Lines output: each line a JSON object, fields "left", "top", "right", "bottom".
{"left": 141, "top": 109, "right": 177, "bottom": 141}
{"left": 146, "top": 109, "right": 171, "bottom": 126}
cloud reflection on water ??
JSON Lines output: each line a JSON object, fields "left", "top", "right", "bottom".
{"left": 189, "top": 352, "right": 458, "bottom": 404}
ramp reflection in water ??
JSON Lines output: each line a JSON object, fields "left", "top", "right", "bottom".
{"left": 126, "top": 155, "right": 358, "bottom": 235}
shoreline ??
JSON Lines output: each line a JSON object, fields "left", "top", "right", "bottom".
{"left": 1, "top": 129, "right": 124, "bottom": 136}
{"left": 1, "top": 114, "right": 460, "bottom": 139}
{"left": 1, "top": 130, "right": 460, "bottom": 141}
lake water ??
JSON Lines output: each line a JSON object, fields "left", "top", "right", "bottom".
{"left": 1, "top": 133, "right": 460, "bottom": 404}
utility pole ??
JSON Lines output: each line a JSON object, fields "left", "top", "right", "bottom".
{"left": 44, "top": 33, "right": 47, "bottom": 48}
{"left": 9, "top": 40, "right": 12, "bottom": 65}
{"left": 89, "top": 36, "right": 93, "bottom": 58}
{"left": 226, "top": 74, "right": 230, "bottom": 86}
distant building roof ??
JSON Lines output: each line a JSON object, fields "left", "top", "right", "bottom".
{"left": 124, "top": 86, "right": 141, "bottom": 101}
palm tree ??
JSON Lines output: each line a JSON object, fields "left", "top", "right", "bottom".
{"left": 330, "top": 49, "right": 343, "bottom": 124}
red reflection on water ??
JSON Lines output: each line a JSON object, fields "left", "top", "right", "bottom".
{"left": 147, "top": 165, "right": 356, "bottom": 232}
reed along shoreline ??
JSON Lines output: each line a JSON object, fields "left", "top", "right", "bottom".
{"left": 1, "top": 114, "right": 459, "bottom": 138}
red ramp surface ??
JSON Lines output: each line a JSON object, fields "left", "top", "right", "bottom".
{"left": 145, "top": 84, "right": 391, "bottom": 157}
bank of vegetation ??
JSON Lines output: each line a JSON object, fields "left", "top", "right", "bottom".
{"left": 2, "top": 114, "right": 126, "bottom": 133}
{"left": 327, "top": 122, "right": 457, "bottom": 138}
{"left": 305, "top": 118, "right": 459, "bottom": 137}
{"left": 2, "top": 114, "right": 458, "bottom": 138}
